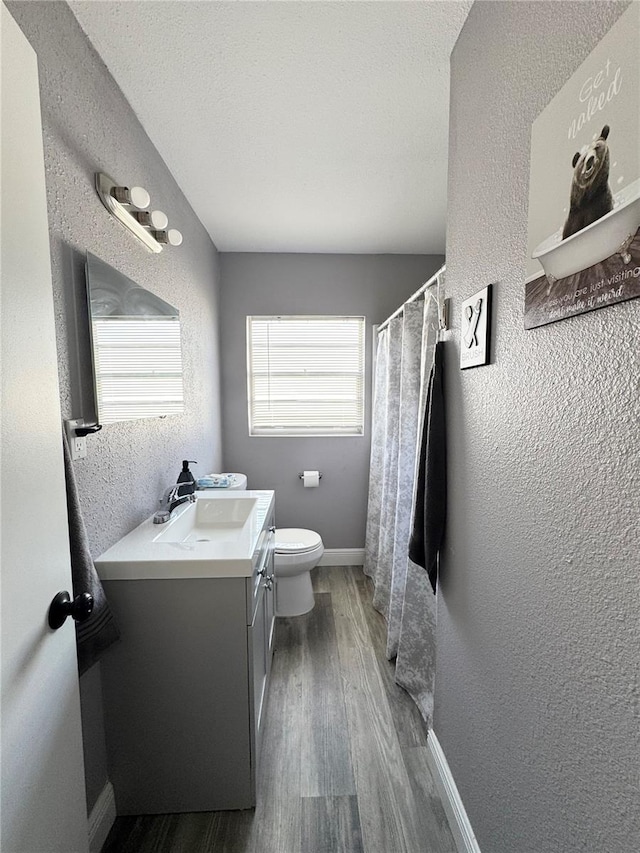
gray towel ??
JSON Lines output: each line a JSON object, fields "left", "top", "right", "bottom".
{"left": 408, "top": 340, "right": 446, "bottom": 593}
{"left": 62, "top": 429, "right": 119, "bottom": 674}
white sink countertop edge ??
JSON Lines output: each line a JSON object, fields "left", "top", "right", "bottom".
{"left": 95, "top": 489, "right": 275, "bottom": 580}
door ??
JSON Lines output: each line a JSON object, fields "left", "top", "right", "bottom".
{"left": 1, "top": 5, "right": 90, "bottom": 852}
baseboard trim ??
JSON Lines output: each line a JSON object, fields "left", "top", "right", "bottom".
{"left": 318, "top": 548, "right": 364, "bottom": 566}
{"left": 426, "top": 730, "right": 481, "bottom": 853}
{"left": 88, "top": 780, "right": 116, "bottom": 853}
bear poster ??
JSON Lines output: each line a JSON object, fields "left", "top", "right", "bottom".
{"left": 524, "top": 4, "right": 640, "bottom": 330}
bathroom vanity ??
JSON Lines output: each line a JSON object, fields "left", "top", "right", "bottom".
{"left": 95, "top": 490, "right": 275, "bottom": 814}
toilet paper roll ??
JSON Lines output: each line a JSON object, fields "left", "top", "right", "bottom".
{"left": 302, "top": 470, "right": 320, "bottom": 488}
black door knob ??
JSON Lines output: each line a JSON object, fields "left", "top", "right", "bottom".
{"left": 48, "top": 591, "right": 94, "bottom": 630}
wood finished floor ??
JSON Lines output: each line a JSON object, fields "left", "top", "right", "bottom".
{"left": 102, "top": 566, "right": 456, "bottom": 853}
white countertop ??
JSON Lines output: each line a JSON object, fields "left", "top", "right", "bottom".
{"left": 95, "top": 490, "right": 275, "bottom": 580}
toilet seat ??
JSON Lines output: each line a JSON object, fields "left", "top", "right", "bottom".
{"left": 275, "top": 528, "right": 322, "bottom": 555}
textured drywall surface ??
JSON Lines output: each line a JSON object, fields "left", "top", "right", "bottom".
{"left": 8, "top": 1, "right": 222, "bottom": 813}
{"left": 219, "top": 253, "right": 443, "bottom": 548}
{"left": 436, "top": 2, "right": 639, "bottom": 852}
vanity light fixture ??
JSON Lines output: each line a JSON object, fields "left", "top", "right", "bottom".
{"left": 96, "top": 172, "right": 183, "bottom": 253}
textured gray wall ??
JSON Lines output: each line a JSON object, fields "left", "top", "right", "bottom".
{"left": 8, "top": 1, "right": 223, "bottom": 813}
{"left": 219, "top": 253, "right": 443, "bottom": 548}
{"left": 437, "top": 3, "right": 639, "bottom": 852}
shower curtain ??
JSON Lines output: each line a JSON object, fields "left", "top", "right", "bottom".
{"left": 363, "top": 280, "right": 441, "bottom": 724}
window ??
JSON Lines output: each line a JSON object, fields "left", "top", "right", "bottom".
{"left": 247, "top": 315, "right": 366, "bottom": 436}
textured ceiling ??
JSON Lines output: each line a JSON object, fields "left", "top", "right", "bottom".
{"left": 69, "top": 1, "right": 471, "bottom": 254}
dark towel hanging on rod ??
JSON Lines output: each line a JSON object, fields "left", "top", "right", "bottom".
{"left": 408, "top": 340, "right": 446, "bottom": 593}
{"left": 62, "top": 429, "right": 120, "bottom": 673}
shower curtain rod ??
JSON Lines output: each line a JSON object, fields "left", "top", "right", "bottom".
{"left": 377, "top": 264, "right": 445, "bottom": 333}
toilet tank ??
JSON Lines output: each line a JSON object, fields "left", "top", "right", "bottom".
{"left": 227, "top": 473, "right": 248, "bottom": 490}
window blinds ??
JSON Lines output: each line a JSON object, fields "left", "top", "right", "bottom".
{"left": 92, "top": 318, "right": 184, "bottom": 423}
{"left": 247, "top": 316, "right": 365, "bottom": 436}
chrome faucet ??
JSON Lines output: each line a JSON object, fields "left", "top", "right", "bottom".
{"left": 153, "top": 483, "right": 196, "bottom": 524}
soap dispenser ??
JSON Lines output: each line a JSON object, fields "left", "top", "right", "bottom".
{"left": 177, "top": 460, "right": 197, "bottom": 497}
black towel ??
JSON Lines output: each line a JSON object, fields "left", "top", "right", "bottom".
{"left": 408, "top": 341, "right": 446, "bottom": 593}
{"left": 62, "top": 430, "right": 119, "bottom": 674}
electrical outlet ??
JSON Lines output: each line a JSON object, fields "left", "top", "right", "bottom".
{"left": 65, "top": 419, "right": 88, "bottom": 461}
{"left": 73, "top": 435, "right": 87, "bottom": 460}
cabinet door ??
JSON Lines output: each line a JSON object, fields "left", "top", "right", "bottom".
{"left": 264, "top": 545, "right": 276, "bottom": 678}
{"left": 102, "top": 578, "right": 252, "bottom": 813}
{"left": 248, "top": 515, "right": 275, "bottom": 779}
{"left": 250, "top": 578, "right": 268, "bottom": 750}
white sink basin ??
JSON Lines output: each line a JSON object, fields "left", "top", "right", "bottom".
{"left": 95, "top": 490, "right": 274, "bottom": 580}
{"left": 153, "top": 496, "right": 258, "bottom": 544}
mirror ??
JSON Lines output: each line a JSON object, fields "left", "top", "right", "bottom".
{"left": 86, "top": 251, "right": 184, "bottom": 424}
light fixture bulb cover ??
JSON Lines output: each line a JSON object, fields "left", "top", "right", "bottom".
{"left": 155, "top": 228, "right": 183, "bottom": 246}
{"left": 136, "top": 209, "right": 169, "bottom": 229}
{"left": 129, "top": 186, "right": 150, "bottom": 209}
{"left": 150, "top": 209, "right": 169, "bottom": 230}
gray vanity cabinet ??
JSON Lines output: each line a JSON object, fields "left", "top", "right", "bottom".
{"left": 100, "top": 512, "right": 275, "bottom": 816}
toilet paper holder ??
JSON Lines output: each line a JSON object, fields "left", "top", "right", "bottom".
{"left": 298, "top": 472, "right": 323, "bottom": 480}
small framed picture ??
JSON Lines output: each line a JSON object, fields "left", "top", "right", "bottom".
{"left": 460, "top": 284, "right": 492, "bottom": 369}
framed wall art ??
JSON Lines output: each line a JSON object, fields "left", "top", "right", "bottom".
{"left": 524, "top": 4, "right": 640, "bottom": 330}
{"left": 460, "top": 284, "right": 492, "bottom": 369}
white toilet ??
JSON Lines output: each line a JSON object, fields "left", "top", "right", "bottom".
{"left": 222, "top": 474, "right": 323, "bottom": 616}
{"left": 274, "top": 528, "right": 324, "bottom": 617}
{"left": 224, "top": 473, "right": 248, "bottom": 490}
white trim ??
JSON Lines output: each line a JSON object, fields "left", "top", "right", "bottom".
{"left": 318, "top": 548, "right": 364, "bottom": 566}
{"left": 88, "top": 781, "right": 116, "bottom": 853}
{"left": 426, "top": 729, "right": 481, "bottom": 853}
